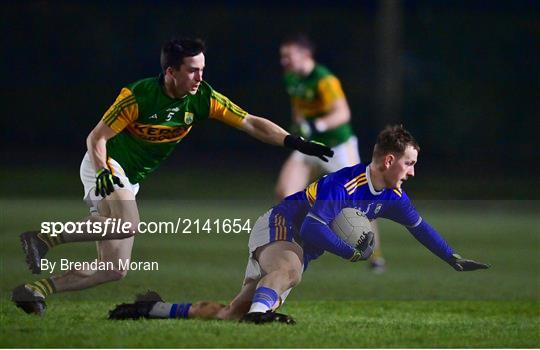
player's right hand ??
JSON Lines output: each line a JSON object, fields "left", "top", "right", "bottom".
{"left": 349, "top": 231, "right": 375, "bottom": 262}
{"left": 448, "top": 253, "right": 490, "bottom": 271}
{"left": 284, "top": 135, "right": 334, "bottom": 162}
{"left": 95, "top": 168, "right": 124, "bottom": 198}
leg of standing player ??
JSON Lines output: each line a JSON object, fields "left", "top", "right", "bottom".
{"left": 275, "top": 151, "right": 314, "bottom": 200}
{"left": 51, "top": 188, "right": 139, "bottom": 292}
{"left": 12, "top": 156, "right": 140, "bottom": 315}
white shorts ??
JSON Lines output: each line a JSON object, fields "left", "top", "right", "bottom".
{"left": 244, "top": 209, "right": 302, "bottom": 305}
{"left": 80, "top": 152, "right": 140, "bottom": 214}
{"left": 291, "top": 135, "right": 360, "bottom": 173}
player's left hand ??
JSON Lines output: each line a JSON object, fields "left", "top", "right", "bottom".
{"left": 95, "top": 168, "right": 124, "bottom": 198}
{"left": 284, "top": 135, "right": 334, "bottom": 162}
{"left": 448, "top": 253, "right": 490, "bottom": 271}
{"left": 349, "top": 231, "right": 375, "bottom": 262}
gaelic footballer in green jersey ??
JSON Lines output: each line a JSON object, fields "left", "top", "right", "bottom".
{"left": 284, "top": 63, "right": 353, "bottom": 148}
{"left": 102, "top": 76, "right": 249, "bottom": 184}
{"left": 276, "top": 34, "right": 385, "bottom": 272}
{"left": 12, "top": 38, "right": 333, "bottom": 317}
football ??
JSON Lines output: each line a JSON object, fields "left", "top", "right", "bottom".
{"left": 331, "top": 207, "right": 373, "bottom": 247}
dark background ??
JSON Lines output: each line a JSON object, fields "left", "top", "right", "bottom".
{"left": 1, "top": 0, "right": 539, "bottom": 199}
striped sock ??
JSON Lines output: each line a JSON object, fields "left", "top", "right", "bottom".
{"left": 248, "top": 287, "right": 279, "bottom": 313}
{"left": 26, "top": 278, "right": 56, "bottom": 298}
{"left": 169, "top": 303, "right": 192, "bottom": 319}
{"left": 148, "top": 302, "right": 192, "bottom": 319}
{"left": 37, "top": 232, "right": 65, "bottom": 248}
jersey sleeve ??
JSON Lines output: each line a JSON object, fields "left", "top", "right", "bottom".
{"left": 300, "top": 215, "right": 355, "bottom": 260}
{"left": 101, "top": 87, "right": 139, "bottom": 133}
{"left": 317, "top": 75, "right": 345, "bottom": 111}
{"left": 209, "top": 90, "right": 248, "bottom": 128}
{"left": 382, "top": 192, "right": 454, "bottom": 261}
{"left": 380, "top": 192, "right": 422, "bottom": 227}
{"left": 300, "top": 178, "right": 355, "bottom": 260}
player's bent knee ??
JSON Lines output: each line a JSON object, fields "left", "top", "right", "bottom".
{"left": 285, "top": 267, "right": 302, "bottom": 288}
{"left": 127, "top": 220, "right": 140, "bottom": 236}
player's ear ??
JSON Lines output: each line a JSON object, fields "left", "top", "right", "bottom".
{"left": 384, "top": 154, "right": 395, "bottom": 168}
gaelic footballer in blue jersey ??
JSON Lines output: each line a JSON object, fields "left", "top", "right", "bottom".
{"left": 109, "top": 125, "right": 490, "bottom": 324}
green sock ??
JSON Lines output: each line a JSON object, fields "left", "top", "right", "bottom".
{"left": 37, "top": 232, "right": 65, "bottom": 248}
{"left": 26, "top": 278, "right": 56, "bottom": 298}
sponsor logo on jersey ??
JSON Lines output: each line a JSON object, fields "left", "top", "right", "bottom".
{"left": 127, "top": 122, "right": 192, "bottom": 143}
{"left": 359, "top": 203, "right": 373, "bottom": 216}
{"left": 374, "top": 203, "right": 383, "bottom": 215}
{"left": 184, "top": 112, "right": 194, "bottom": 125}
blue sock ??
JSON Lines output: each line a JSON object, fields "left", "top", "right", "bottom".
{"left": 169, "top": 303, "right": 192, "bottom": 318}
{"left": 249, "top": 287, "right": 279, "bottom": 313}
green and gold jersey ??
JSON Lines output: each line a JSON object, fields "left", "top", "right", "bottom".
{"left": 101, "top": 75, "right": 247, "bottom": 184}
{"left": 284, "top": 64, "right": 353, "bottom": 147}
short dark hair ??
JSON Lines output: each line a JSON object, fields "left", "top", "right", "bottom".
{"left": 160, "top": 38, "right": 206, "bottom": 72}
{"left": 281, "top": 33, "right": 315, "bottom": 54}
{"left": 373, "top": 125, "right": 420, "bottom": 161}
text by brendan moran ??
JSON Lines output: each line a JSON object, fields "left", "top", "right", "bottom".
{"left": 40, "top": 259, "right": 159, "bottom": 274}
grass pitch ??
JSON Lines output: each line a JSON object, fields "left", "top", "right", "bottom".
{"left": 1, "top": 199, "right": 538, "bottom": 348}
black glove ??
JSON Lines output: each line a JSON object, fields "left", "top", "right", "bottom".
{"left": 447, "top": 253, "right": 490, "bottom": 271}
{"left": 284, "top": 135, "right": 334, "bottom": 162}
{"left": 95, "top": 168, "right": 124, "bottom": 198}
{"left": 349, "top": 231, "right": 375, "bottom": 262}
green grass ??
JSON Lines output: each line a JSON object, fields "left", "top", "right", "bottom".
{"left": 1, "top": 301, "right": 537, "bottom": 348}
{"left": 1, "top": 199, "right": 539, "bottom": 347}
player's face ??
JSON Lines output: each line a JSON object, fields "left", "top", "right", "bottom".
{"left": 385, "top": 145, "right": 418, "bottom": 190}
{"left": 280, "top": 44, "right": 310, "bottom": 74}
{"left": 169, "top": 53, "right": 205, "bottom": 97}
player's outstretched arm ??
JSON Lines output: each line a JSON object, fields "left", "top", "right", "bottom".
{"left": 238, "top": 114, "right": 288, "bottom": 146}
{"left": 406, "top": 220, "right": 490, "bottom": 271}
{"left": 239, "top": 114, "right": 334, "bottom": 161}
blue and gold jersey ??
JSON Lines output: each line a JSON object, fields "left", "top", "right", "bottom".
{"left": 272, "top": 163, "right": 454, "bottom": 266}
{"left": 275, "top": 163, "right": 420, "bottom": 229}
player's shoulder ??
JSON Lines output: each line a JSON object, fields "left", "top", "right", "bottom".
{"left": 324, "top": 163, "right": 367, "bottom": 188}
{"left": 199, "top": 80, "right": 213, "bottom": 93}
{"left": 383, "top": 187, "right": 411, "bottom": 203}
{"left": 126, "top": 75, "right": 161, "bottom": 94}
{"left": 313, "top": 64, "right": 336, "bottom": 79}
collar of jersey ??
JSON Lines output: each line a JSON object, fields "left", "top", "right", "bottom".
{"left": 366, "top": 165, "right": 383, "bottom": 196}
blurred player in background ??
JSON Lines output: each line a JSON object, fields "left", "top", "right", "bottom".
{"left": 12, "top": 38, "right": 333, "bottom": 316}
{"left": 275, "top": 34, "right": 386, "bottom": 272}
{"left": 109, "top": 125, "right": 489, "bottom": 324}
